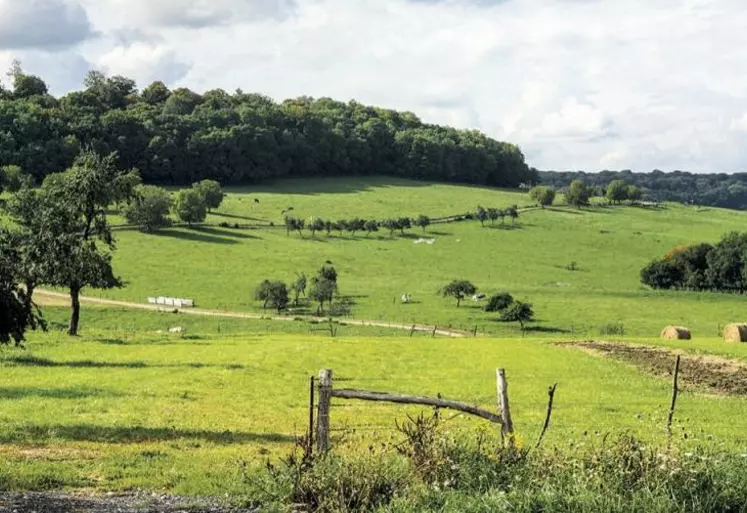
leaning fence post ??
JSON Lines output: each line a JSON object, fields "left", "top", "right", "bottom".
{"left": 667, "top": 355, "right": 681, "bottom": 438}
{"left": 316, "top": 369, "right": 333, "bottom": 453}
{"left": 496, "top": 368, "right": 515, "bottom": 447}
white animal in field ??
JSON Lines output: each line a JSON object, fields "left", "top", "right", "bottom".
{"left": 472, "top": 294, "right": 486, "bottom": 302}
{"left": 401, "top": 294, "right": 411, "bottom": 304}
{"left": 169, "top": 327, "right": 184, "bottom": 334}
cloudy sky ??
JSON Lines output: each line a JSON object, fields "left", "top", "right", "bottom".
{"left": 0, "top": 0, "right": 745, "bottom": 173}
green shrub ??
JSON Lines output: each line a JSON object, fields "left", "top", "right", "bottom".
{"left": 485, "top": 293, "right": 514, "bottom": 312}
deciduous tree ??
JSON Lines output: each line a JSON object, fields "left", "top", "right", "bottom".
{"left": 440, "top": 280, "right": 477, "bottom": 307}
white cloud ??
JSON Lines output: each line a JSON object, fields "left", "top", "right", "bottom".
{"left": 0, "top": 0, "right": 94, "bottom": 50}
{"left": 97, "top": 43, "right": 191, "bottom": 86}
{"left": 6, "top": 0, "right": 747, "bottom": 172}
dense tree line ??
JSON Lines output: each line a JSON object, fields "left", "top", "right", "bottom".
{"left": 641, "top": 233, "right": 747, "bottom": 293}
{"left": 539, "top": 169, "right": 747, "bottom": 210}
{"left": 0, "top": 65, "right": 536, "bottom": 188}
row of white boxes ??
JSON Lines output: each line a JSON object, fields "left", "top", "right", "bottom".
{"left": 147, "top": 297, "right": 195, "bottom": 308}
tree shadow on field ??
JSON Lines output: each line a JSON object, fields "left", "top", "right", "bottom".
{"left": 546, "top": 207, "right": 584, "bottom": 216}
{"left": 233, "top": 176, "right": 431, "bottom": 195}
{"left": 0, "top": 424, "right": 296, "bottom": 445}
{"left": 522, "top": 325, "right": 571, "bottom": 334}
{"left": 153, "top": 229, "right": 238, "bottom": 245}
{"left": 193, "top": 226, "right": 258, "bottom": 240}
{"left": 3, "top": 355, "right": 247, "bottom": 371}
{"left": 0, "top": 387, "right": 124, "bottom": 400}
{"left": 487, "top": 224, "right": 524, "bottom": 230}
{"left": 211, "top": 212, "right": 265, "bottom": 222}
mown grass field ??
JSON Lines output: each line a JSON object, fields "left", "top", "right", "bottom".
{"left": 2, "top": 320, "right": 747, "bottom": 496}
{"left": 91, "top": 176, "right": 747, "bottom": 338}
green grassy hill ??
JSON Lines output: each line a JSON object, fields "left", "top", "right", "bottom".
{"left": 2, "top": 326, "right": 747, "bottom": 495}
{"left": 95, "top": 177, "right": 747, "bottom": 338}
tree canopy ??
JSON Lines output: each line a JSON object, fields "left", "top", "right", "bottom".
{"left": 0, "top": 66, "right": 535, "bottom": 188}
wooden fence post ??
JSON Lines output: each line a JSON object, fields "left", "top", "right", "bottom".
{"left": 496, "top": 368, "right": 515, "bottom": 447}
{"left": 316, "top": 369, "right": 333, "bottom": 453}
{"left": 667, "top": 355, "right": 681, "bottom": 438}
{"left": 308, "top": 376, "right": 315, "bottom": 454}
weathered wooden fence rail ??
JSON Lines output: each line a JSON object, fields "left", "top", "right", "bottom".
{"left": 314, "top": 368, "right": 516, "bottom": 454}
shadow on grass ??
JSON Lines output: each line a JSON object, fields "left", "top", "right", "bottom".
{"left": 0, "top": 387, "right": 123, "bottom": 400}
{"left": 0, "top": 424, "right": 296, "bottom": 445}
{"left": 193, "top": 226, "right": 258, "bottom": 240}
{"left": 152, "top": 229, "right": 239, "bottom": 245}
{"left": 486, "top": 224, "right": 523, "bottom": 230}
{"left": 3, "top": 355, "right": 246, "bottom": 371}
{"left": 523, "top": 326, "right": 572, "bottom": 334}
{"left": 231, "top": 176, "right": 431, "bottom": 195}
{"left": 546, "top": 207, "right": 584, "bottom": 216}
{"left": 211, "top": 212, "right": 265, "bottom": 222}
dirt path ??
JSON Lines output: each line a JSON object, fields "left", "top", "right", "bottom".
{"left": 35, "top": 290, "right": 467, "bottom": 338}
{"left": 564, "top": 340, "right": 747, "bottom": 396}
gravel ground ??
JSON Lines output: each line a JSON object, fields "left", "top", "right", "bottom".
{"left": 0, "top": 492, "right": 259, "bottom": 513}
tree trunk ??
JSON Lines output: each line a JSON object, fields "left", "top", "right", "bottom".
{"left": 68, "top": 285, "right": 81, "bottom": 336}
{"left": 457, "top": 297, "right": 461, "bottom": 307}
{"left": 23, "top": 280, "right": 36, "bottom": 315}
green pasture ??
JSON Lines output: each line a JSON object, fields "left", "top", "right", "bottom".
{"left": 2, "top": 324, "right": 747, "bottom": 495}
{"left": 87, "top": 177, "right": 747, "bottom": 338}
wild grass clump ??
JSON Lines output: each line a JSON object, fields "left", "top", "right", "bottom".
{"left": 245, "top": 414, "right": 747, "bottom": 512}
{"left": 598, "top": 322, "right": 625, "bottom": 336}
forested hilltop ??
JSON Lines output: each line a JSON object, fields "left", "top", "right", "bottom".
{"left": 0, "top": 65, "right": 535, "bottom": 187}
{"left": 540, "top": 170, "right": 747, "bottom": 210}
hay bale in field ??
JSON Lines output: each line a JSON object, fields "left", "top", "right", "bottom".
{"left": 661, "top": 326, "right": 691, "bottom": 340}
{"left": 724, "top": 323, "right": 747, "bottom": 343}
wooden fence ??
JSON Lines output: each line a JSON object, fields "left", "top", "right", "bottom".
{"left": 312, "top": 368, "right": 534, "bottom": 453}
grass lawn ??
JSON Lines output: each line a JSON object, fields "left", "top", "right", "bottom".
{"left": 1, "top": 324, "right": 747, "bottom": 495}
{"left": 85, "top": 177, "right": 747, "bottom": 338}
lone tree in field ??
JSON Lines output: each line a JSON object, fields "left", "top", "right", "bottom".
{"left": 0, "top": 230, "right": 45, "bottom": 345}
{"left": 606, "top": 180, "right": 629, "bottom": 204}
{"left": 36, "top": 150, "right": 125, "bottom": 336}
{"left": 309, "top": 265, "right": 338, "bottom": 315}
{"left": 292, "top": 273, "right": 307, "bottom": 306}
{"left": 254, "top": 280, "right": 289, "bottom": 312}
{"left": 309, "top": 217, "right": 325, "bottom": 237}
{"left": 476, "top": 206, "right": 488, "bottom": 227}
{"left": 500, "top": 300, "right": 534, "bottom": 329}
{"left": 175, "top": 188, "right": 207, "bottom": 226}
{"left": 485, "top": 292, "right": 514, "bottom": 312}
{"left": 441, "top": 280, "right": 477, "bottom": 307}
{"left": 364, "top": 219, "right": 379, "bottom": 236}
{"left": 193, "top": 179, "right": 224, "bottom": 212}
{"left": 529, "top": 186, "right": 556, "bottom": 208}
{"left": 415, "top": 214, "right": 431, "bottom": 232}
{"left": 566, "top": 180, "right": 590, "bottom": 208}
{"left": 123, "top": 185, "right": 172, "bottom": 232}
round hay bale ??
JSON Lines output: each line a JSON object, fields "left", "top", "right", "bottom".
{"left": 723, "top": 323, "right": 747, "bottom": 343}
{"left": 661, "top": 326, "right": 691, "bottom": 340}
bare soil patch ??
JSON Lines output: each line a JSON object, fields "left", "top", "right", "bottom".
{"left": 565, "top": 341, "right": 747, "bottom": 396}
